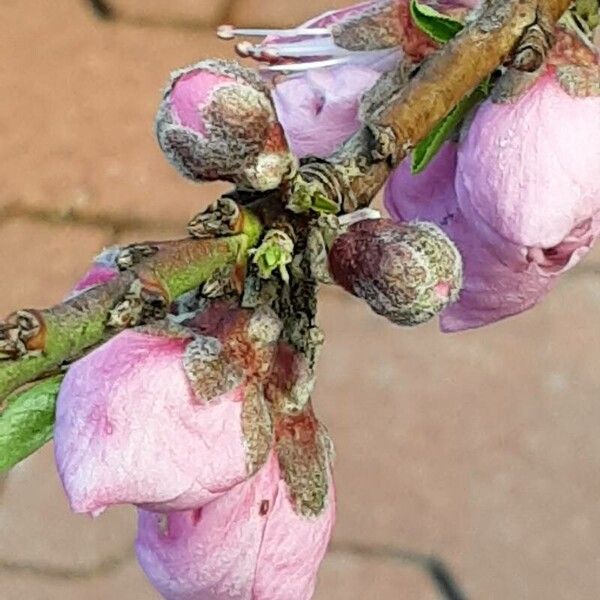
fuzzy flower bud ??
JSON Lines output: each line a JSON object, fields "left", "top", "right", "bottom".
{"left": 136, "top": 451, "right": 335, "bottom": 600}
{"left": 156, "top": 59, "right": 296, "bottom": 191}
{"left": 54, "top": 303, "right": 282, "bottom": 514}
{"left": 328, "top": 218, "right": 462, "bottom": 326}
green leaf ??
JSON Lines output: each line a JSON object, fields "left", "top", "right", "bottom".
{"left": 411, "top": 86, "right": 487, "bottom": 174}
{"left": 252, "top": 230, "right": 294, "bottom": 281}
{"left": 0, "top": 375, "right": 63, "bottom": 472}
{"left": 409, "top": 0, "right": 463, "bottom": 43}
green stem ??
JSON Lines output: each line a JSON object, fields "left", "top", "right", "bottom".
{"left": 0, "top": 222, "right": 262, "bottom": 402}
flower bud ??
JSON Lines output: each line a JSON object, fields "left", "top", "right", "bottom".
{"left": 156, "top": 59, "right": 296, "bottom": 191}
{"left": 328, "top": 218, "right": 462, "bottom": 326}
{"left": 222, "top": 0, "right": 478, "bottom": 159}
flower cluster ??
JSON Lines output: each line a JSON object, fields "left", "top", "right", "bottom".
{"left": 55, "top": 296, "right": 334, "bottom": 599}
{"left": 52, "top": 2, "right": 600, "bottom": 600}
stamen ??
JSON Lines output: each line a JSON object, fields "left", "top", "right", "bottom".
{"left": 237, "top": 40, "right": 350, "bottom": 60}
{"left": 217, "top": 24, "right": 331, "bottom": 40}
{"left": 259, "top": 57, "right": 352, "bottom": 72}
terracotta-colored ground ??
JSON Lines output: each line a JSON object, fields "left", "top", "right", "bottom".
{"left": 2, "top": 2, "right": 600, "bottom": 599}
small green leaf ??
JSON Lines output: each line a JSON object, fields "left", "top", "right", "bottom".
{"left": 0, "top": 375, "right": 63, "bottom": 472}
{"left": 411, "top": 86, "right": 487, "bottom": 174}
{"left": 311, "top": 192, "right": 340, "bottom": 215}
{"left": 252, "top": 230, "right": 294, "bottom": 281}
{"left": 409, "top": 0, "right": 463, "bottom": 43}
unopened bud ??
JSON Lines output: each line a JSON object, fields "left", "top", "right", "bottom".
{"left": 328, "top": 219, "right": 462, "bottom": 326}
{"left": 156, "top": 59, "right": 297, "bottom": 191}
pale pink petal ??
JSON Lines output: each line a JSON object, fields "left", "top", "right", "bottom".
{"left": 252, "top": 469, "right": 335, "bottom": 600}
{"left": 385, "top": 143, "right": 556, "bottom": 331}
{"left": 273, "top": 65, "right": 380, "bottom": 158}
{"left": 456, "top": 73, "right": 600, "bottom": 270}
{"left": 136, "top": 454, "right": 336, "bottom": 600}
{"left": 54, "top": 330, "right": 248, "bottom": 514}
{"left": 136, "top": 456, "right": 279, "bottom": 600}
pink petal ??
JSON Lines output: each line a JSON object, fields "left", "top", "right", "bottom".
{"left": 384, "top": 143, "right": 556, "bottom": 332}
{"left": 252, "top": 468, "right": 335, "bottom": 600}
{"left": 69, "top": 264, "right": 118, "bottom": 296}
{"left": 170, "top": 70, "right": 233, "bottom": 134}
{"left": 136, "top": 453, "right": 336, "bottom": 600}
{"left": 136, "top": 456, "right": 279, "bottom": 600}
{"left": 456, "top": 73, "right": 600, "bottom": 268}
{"left": 54, "top": 330, "right": 248, "bottom": 514}
{"left": 273, "top": 65, "right": 380, "bottom": 158}
{"left": 67, "top": 248, "right": 121, "bottom": 298}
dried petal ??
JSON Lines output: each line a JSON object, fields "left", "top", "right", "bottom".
{"left": 275, "top": 409, "right": 333, "bottom": 517}
{"left": 242, "top": 384, "right": 273, "bottom": 475}
{"left": 183, "top": 335, "right": 244, "bottom": 402}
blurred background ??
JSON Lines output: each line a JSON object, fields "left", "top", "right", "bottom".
{"left": 2, "top": 1, "right": 600, "bottom": 598}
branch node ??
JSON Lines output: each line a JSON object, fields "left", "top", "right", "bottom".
{"left": 0, "top": 311, "right": 45, "bottom": 360}
{"left": 188, "top": 197, "right": 243, "bottom": 239}
{"left": 107, "top": 280, "right": 168, "bottom": 328}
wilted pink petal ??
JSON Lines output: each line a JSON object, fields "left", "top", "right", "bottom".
{"left": 385, "top": 143, "right": 556, "bottom": 332}
{"left": 136, "top": 453, "right": 335, "bottom": 600}
{"left": 273, "top": 65, "right": 380, "bottom": 158}
{"left": 54, "top": 329, "right": 249, "bottom": 514}
{"left": 456, "top": 72, "right": 600, "bottom": 273}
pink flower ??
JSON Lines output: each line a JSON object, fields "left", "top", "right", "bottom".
{"left": 54, "top": 304, "right": 281, "bottom": 514}
{"left": 136, "top": 452, "right": 335, "bottom": 600}
{"left": 223, "top": 0, "right": 478, "bottom": 158}
{"left": 456, "top": 63, "right": 600, "bottom": 274}
{"left": 385, "top": 143, "right": 558, "bottom": 331}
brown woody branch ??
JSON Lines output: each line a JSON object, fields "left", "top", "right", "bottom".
{"left": 292, "top": 0, "right": 572, "bottom": 212}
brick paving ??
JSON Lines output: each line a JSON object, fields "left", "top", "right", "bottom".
{"left": 2, "top": 1, "right": 600, "bottom": 599}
